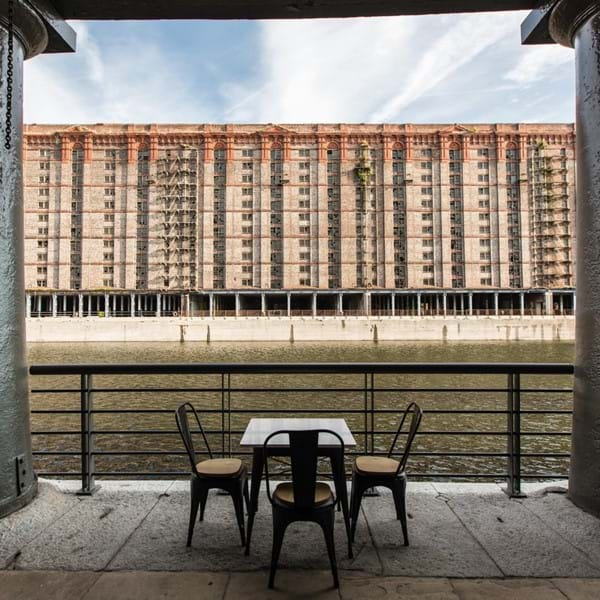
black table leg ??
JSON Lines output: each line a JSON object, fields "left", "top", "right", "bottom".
{"left": 245, "top": 447, "right": 264, "bottom": 556}
{"left": 330, "top": 449, "right": 352, "bottom": 558}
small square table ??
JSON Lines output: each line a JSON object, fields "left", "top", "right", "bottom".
{"left": 240, "top": 418, "right": 356, "bottom": 557}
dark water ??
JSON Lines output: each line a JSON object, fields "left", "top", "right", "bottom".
{"left": 28, "top": 341, "right": 574, "bottom": 481}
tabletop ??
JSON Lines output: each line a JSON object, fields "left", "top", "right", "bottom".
{"left": 240, "top": 418, "right": 356, "bottom": 448}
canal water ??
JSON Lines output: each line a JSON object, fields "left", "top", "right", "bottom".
{"left": 28, "top": 340, "right": 574, "bottom": 482}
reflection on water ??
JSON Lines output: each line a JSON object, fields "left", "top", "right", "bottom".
{"left": 28, "top": 341, "right": 574, "bottom": 481}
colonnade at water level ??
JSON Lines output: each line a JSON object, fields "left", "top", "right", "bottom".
{"left": 26, "top": 289, "right": 575, "bottom": 318}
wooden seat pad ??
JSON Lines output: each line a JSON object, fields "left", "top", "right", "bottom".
{"left": 273, "top": 482, "right": 333, "bottom": 507}
{"left": 196, "top": 458, "right": 243, "bottom": 477}
{"left": 355, "top": 456, "right": 400, "bottom": 476}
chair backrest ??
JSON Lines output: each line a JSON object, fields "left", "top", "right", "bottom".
{"left": 264, "top": 429, "right": 344, "bottom": 510}
{"left": 388, "top": 402, "right": 423, "bottom": 473}
{"left": 175, "top": 402, "right": 213, "bottom": 473}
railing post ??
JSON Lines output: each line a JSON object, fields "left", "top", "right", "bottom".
{"left": 506, "top": 372, "right": 524, "bottom": 498}
{"left": 78, "top": 373, "right": 96, "bottom": 495}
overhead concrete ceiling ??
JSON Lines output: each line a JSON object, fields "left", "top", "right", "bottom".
{"left": 48, "top": 0, "right": 538, "bottom": 20}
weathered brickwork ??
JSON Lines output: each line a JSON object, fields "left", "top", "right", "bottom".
{"left": 23, "top": 123, "right": 576, "bottom": 291}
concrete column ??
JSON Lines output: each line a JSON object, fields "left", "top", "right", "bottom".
{"left": 391, "top": 292, "right": 396, "bottom": 317}
{"left": 261, "top": 292, "right": 266, "bottom": 316}
{"left": 51, "top": 293, "right": 57, "bottom": 317}
{"left": 156, "top": 293, "right": 161, "bottom": 317}
{"left": 417, "top": 292, "right": 421, "bottom": 317}
{"left": 573, "top": 291, "right": 577, "bottom": 313}
{"left": 25, "top": 293, "right": 30, "bottom": 318}
{"left": 312, "top": 292, "right": 317, "bottom": 318}
{"left": 104, "top": 293, "right": 110, "bottom": 318}
{"left": 468, "top": 292, "right": 473, "bottom": 316}
{"left": 547, "top": 0, "right": 600, "bottom": 514}
{"left": 208, "top": 292, "right": 214, "bottom": 317}
{"left": 130, "top": 293, "right": 135, "bottom": 317}
{"left": 0, "top": 1, "right": 53, "bottom": 517}
{"left": 442, "top": 291, "right": 447, "bottom": 317}
{"left": 559, "top": 294, "right": 564, "bottom": 315}
{"left": 338, "top": 293, "right": 343, "bottom": 316}
{"left": 286, "top": 292, "right": 291, "bottom": 317}
{"left": 494, "top": 292, "right": 499, "bottom": 316}
{"left": 235, "top": 293, "right": 240, "bottom": 317}
{"left": 520, "top": 292, "right": 525, "bottom": 317}
{"left": 543, "top": 290, "right": 552, "bottom": 315}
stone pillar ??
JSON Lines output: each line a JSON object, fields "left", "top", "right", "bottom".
{"left": 0, "top": 1, "right": 51, "bottom": 517}
{"left": 494, "top": 292, "right": 499, "bottom": 316}
{"left": 208, "top": 292, "right": 214, "bottom": 317}
{"left": 104, "top": 293, "right": 110, "bottom": 318}
{"left": 338, "top": 293, "right": 343, "bottom": 316}
{"left": 520, "top": 292, "right": 525, "bottom": 317}
{"left": 235, "top": 293, "right": 240, "bottom": 317}
{"left": 417, "top": 292, "right": 421, "bottom": 317}
{"left": 468, "top": 292, "right": 473, "bottom": 316}
{"left": 51, "top": 293, "right": 57, "bottom": 317}
{"left": 391, "top": 292, "right": 396, "bottom": 317}
{"left": 262, "top": 292, "right": 266, "bottom": 316}
{"left": 286, "top": 292, "right": 290, "bottom": 317}
{"left": 544, "top": 290, "right": 553, "bottom": 316}
{"left": 548, "top": 0, "right": 600, "bottom": 515}
{"left": 312, "top": 292, "right": 317, "bottom": 318}
{"left": 156, "top": 293, "right": 161, "bottom": 317}
{"left": 442, "top": 291, "right": 447, "bottom": 317}
{"left": 130, "top": 293, "right": 135, "bottom": 318}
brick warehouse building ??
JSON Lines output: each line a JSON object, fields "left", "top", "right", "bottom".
{"left": 22, "top": 123, "right": 576, "bottom": 318}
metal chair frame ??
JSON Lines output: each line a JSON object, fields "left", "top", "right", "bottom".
{"left": 175, "top": 402, "right": 249, "bottom": 547}
{"left": 349, "top": 401, "right": 423, "bottom": 546}
{"left": 263, "top": 429, "right": 345, "bottom": 589}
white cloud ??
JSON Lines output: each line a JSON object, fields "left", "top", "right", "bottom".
{"left": 504, "top": 45, "right": 573, "bottom": 85}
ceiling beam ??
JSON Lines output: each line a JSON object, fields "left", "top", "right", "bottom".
{"left": 47, "top": 0, "right": 537, "bottom": 21}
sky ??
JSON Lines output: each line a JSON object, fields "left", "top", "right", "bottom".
{"left": 23, "top": 11, "right": 575, "bottom": 125}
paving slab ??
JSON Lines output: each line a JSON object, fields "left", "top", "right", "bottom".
{"left": 0, "top": 570, "right": 100, "bottom": 600}
{"left": 552, "top": 578, "right": 600, "bottom": 600}
{"left": 15, "top": 486, "right": 167, "bottom": 570}
{"left": 443, "top": 488, "right": 600, "bottom": 577}
{"left": 84, "top": 571, "right": 228, "bottom": 600}
{"left": 451, "top": 579, "right": 566, "bottom": 600}
{"left": 0, "top": 481, "right": 79, "bottom": 568}
{"left": 361, "top": 488, "right": 502, "bottom": 577}
{"left": 340, "top": 576, "right": 459, "bottom": 599}
{"left": 519, "top": 491, "right": 600, "bottom": 569}
{"left": 109, "top": 488, "right": 380, "bottom": 573}
{"left": 225, "top": 570, "right": 340, "bottom": 599}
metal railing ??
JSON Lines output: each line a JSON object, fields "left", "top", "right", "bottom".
{"left": 29, "top": 362, "right": 574, "bottom": 497}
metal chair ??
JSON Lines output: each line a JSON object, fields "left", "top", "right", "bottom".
{"left": 175, "top": 402, "right": 249, "bottom": 547}
{"left": 349, "top": 402, "right": 423, "bottom": 546}
{"left": 264, "top": 429, "right": 344, "bottom": 589}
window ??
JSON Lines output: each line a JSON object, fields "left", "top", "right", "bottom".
{"left": 299, "top": 174, "right": 310, "bottom": 183}
{"left": 105, "top": 175, "right": 115, "bottom": 183}
{"left": 421, "top": 187, "right": 433, "bottom": 195}
{"left": 422, "top": 239, "right": 433, "bottom": 247}
{"left": 478, "top": 187, "right": 490, "bottom": 195}
{"left": 39, "top": 161, "right": 50, "bottom": 170}
{"left": 480, "top": 278, "right": 492, "bottom": 286}
{"left": 242, "top": 226, "right": 253, "bottom": 234}
{"left": 38, "top": 214, "right": 48, "bottom": 222}
{"left": 242, "top": 213, "right": 252, "bottom": 222}
{"left": 242, "top": 252, "right": 252, "bottom": 261}
{"left": 298, "top": 149, "right": 310, "bottom": 157}
{"left": 39, "top": 188, "right": 49, "bottom": 196}
{"left": 242, "top": 162, "right": 253, "bottom": 169}
{"left": 104, "top": 227, "right": 114, "bottom": 235}
{"left": 422, "top": 226, "right": 433, "bottom": 234}
{"left": 38, "top": 201, "right": 49, "bottom": 209}
{"left": 480, "top": 239, "right": 491, "bottom": 247}
{"left": 423, "top": 252, "right": 434, "bottom": 260}
{"left": 242, "top": 174, "right": 253, "bottom": 183}
{"left": 299, "top": 187, "right": 310, "bottom": 195}
{"left": 477, "top": 148, "right": 489, "bottom": 157}
{"left": 422, "top": 213, "right": 433, "bottom": 221}
{"left": 479, "top": 213, "right": 490, "bottom": 221}
{"left": 104, "top": 213, "right": 115, "bottom": 222}
{"left": 242, "top": 187, "right": 253, "bottom": 196}
{"left": 104, "top": 201, "right": 115, "bottom": 209}
{"left": 105, "top": 162, "right": 116, "bottom": 170}
{"left": 299, "top": 161, "right": 310, "bottom": 169}
{"left": 421, "top": 161, "right": 432, "bottom": 169}
{"left": 421, "top": 174, "right": 432, "bottom": 182}
{"left": 103, "top": 253, "right": 114, "bottom": 261}
{"left": 478, "top": 174, "right": 489, "bottom": 182}
{"left": 242, "top": 149, "right": 254, "bottom": 157}
{"left": 421, "top": 149, "right": 432, "bottom": 158}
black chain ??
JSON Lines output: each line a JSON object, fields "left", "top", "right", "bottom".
{"left": 5, "top": 0, "right": 14, "bottom": 150}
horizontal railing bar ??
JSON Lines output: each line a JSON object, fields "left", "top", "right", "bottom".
{"left": 29, "top": 362, "right": 575, "bottom": 376}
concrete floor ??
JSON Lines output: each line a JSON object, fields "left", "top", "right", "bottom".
{"left": 1, "top": 479, "right": 600, "bottom": 598}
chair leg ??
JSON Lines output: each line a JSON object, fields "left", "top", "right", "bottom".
{"left": 232, "top": 482, "right": 246, "bottom": 547}
{"left": 350, "top": 475, "right": 365, "bottom": 543}
{"left": 321, "top": 509, "right": 339, "bottom": 589}
{"left": 198, "top": 484, "right": 209, "bottom": 522}
{"left": 268, "top": 510, "right": 288, "bottom": 589}
{"left": 391, "top": 478, "right": 409, "bottom": 546}
{"left": 187, "top": 481, "right": 201, "bottom": 547}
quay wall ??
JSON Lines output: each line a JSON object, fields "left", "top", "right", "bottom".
{"left": 26, "top": 316, "right": 575, "bottom": 343}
